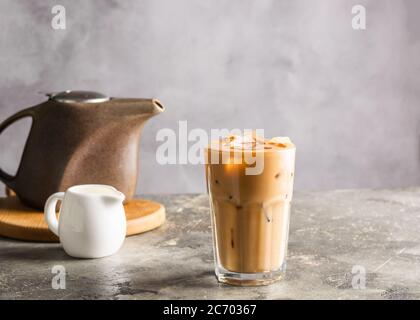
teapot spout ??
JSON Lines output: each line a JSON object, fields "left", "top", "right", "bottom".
{"left": 150, "top": 99, "right": 165, "bottom": 115}
{"left": 132, "top": 98, "right": 164, "bottom": 116}
{"left": 110, "top": 98, "right": 164, "bottom": 119}
{"left": 136, "top": 99, "right": 165, "bottom": 116}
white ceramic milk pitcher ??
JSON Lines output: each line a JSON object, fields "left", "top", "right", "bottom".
{"left": 44, "top": 184, "right": 127, "bottom": 258}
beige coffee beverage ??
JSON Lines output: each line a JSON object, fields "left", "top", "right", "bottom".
{"left": 205, "top": 133, "right": 295, "bottom": 286}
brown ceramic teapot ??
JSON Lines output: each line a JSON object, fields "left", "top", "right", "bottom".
{"left": 0, "top": 90, "right": 164, "bottom": 209}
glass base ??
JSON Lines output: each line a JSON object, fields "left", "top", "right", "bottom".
{"left": 215, "top": 265, "right": 286, "bottom": 287}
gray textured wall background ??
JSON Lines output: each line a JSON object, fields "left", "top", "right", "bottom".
{"left": 0, "top": 0, "right": 419, "bottom": 195}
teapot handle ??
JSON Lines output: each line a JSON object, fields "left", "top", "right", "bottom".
{"left": 0, "top": 107, "right": 36, "bottom": 189}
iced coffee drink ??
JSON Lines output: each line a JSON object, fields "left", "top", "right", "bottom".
{"left": 205, "top": 134, "right": 295, "bottom": 286}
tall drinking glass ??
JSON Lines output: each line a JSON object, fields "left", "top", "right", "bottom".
{"left": 205, "top": 135, "right": 295, "bottom": 286}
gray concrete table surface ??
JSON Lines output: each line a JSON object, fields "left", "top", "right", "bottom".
{"left": 1, "top": 189, "right": 420, "bottom": 300}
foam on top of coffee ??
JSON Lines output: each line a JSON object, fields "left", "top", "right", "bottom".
{"left": 224, "top": 134, "right": 262, "bottom": 150}
{"left": 267, "top": 137, "right": 293, "bottom": 148}
{"left": 212, "top": 134, "right": 294, "bottom": 152}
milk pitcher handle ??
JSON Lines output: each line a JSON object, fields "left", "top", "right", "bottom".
{"left": 0, "top": 107, "right": 36, "bottom": 188}
{"left": 44, "top": 192, "right": 65, "bottom": 236}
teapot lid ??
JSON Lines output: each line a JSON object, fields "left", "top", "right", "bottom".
{"left": 46, "top": 90, "right": 110, "bottom": 104}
